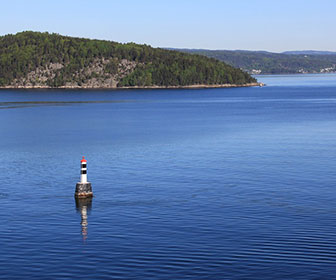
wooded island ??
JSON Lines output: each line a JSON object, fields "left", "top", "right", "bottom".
{"left": 0, "top": 32, "right": 258, "bottom": 89}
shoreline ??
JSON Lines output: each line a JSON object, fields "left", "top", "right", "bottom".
{"left": 254, "top": 72, "right": 336, "bottom": 76}
{"left": 0, "top": 82, "right": 264, "bottom": 90}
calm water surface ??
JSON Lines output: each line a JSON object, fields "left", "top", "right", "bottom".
{"left": 1, "top": 74, "right": 336, "bottom": 279}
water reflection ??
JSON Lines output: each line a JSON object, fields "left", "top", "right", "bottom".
{"left": 0, "top": 100, "right": 128, "bottom": 110}
{"left": 75, "top": 197, "right": 93, "bottom": 241}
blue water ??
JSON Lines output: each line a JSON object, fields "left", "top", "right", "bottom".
{"left": 1, "top": 74, "right": 336, "bottom": 279}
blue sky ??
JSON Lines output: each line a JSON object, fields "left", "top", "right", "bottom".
{"left": 1, "top": 0, "right": 335, "bottom": 52}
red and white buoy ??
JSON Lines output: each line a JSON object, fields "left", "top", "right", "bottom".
{"left": 80, "top": 156, "right": 88, "bottom": 183}
{"left": 75, "top": 156, "right": 93, "bottom": 198}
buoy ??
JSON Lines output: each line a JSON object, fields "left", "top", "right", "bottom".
{"left": 75, "top": 156, "right": 93, "bottom": 198}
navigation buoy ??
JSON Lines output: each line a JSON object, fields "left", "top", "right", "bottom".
{"left": 75, "top": 156, "right": 93, "bottom": 198}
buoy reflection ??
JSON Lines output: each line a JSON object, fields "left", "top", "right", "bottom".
{"left": 75, "top": 197, "right": 92, "bottom": 241}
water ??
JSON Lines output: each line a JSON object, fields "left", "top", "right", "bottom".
{"left": 1, "top": 74, "right": 336, "bottom": 279}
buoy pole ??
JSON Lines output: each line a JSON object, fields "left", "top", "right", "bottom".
{"left": 80, "top": 157, "right": 88, "bottom": 183}
{"left": 75, "top": 156, "right": 93, "bottom": 198}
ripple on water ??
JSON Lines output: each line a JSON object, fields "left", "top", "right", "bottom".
{"left": 1, "top": 83, "right": 336, "bottom": 279}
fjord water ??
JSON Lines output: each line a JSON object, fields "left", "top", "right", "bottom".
{"left": 1, "top": 74, "right": 336, "bottom": 279}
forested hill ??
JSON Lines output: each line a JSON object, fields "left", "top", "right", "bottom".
{"left": 174, "top": 49, "right": 336, "bottom": 74}
{"left": 0, "top": 32, "right": 257, "bottom": 88}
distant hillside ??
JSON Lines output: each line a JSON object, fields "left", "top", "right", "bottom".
{"left": 0, "top": 32, "right": 257, "bottom": 88}
{"left": 174, "top": 49, "right": 336, "bottom": 74}
{"left": 283, "top": 51, "right": 336, "bottom": 55}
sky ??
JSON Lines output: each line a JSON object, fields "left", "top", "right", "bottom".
{"left": 1, "top": 0, "right": 335, "bottom": 52}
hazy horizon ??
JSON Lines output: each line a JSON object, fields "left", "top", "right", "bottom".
{"left": 2, "top": 30, "right": 336, "bottom": 55}
{"left": 1, "top": 0, "right": 335, "bottom": 52}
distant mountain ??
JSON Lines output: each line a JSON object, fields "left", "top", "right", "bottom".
{"left": 283, "top": 51, "right": 336, "bottom": 55}
{"left": 173, "top": 49, "right": 336, "bottom": 74}
{"left": 0, "top": 32, "right": 257, "bottom": 88}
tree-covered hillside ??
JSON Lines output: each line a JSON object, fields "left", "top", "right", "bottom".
{"left": 0, "top": 32, "right": 256, "bottom": 88}
{"left": 175, "top": 49, "right": 336, "bottom": 74}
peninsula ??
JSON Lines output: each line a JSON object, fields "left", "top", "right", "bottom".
{"left": 0, "top": 32, "right": 258, "bottom": 89}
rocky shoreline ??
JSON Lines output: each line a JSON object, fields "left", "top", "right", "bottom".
{"left": 0, "top": 82, "right": 264, "bottom": 90}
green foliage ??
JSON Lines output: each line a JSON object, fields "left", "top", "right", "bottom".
{"left": 104, "top": 59, "right": 118, "bottom": 74}
{"left": 119, "top": 48, "right": 256, "bottom": 87}
{"left": 0, "top": 31, "right": 256, "bottom": 87}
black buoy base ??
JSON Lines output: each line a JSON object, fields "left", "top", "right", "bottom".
{"left": 75, "top": 182, "right": 93, "bottom": 198}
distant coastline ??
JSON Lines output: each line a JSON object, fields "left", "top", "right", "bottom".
{"left": 174, "top": 48, "right": 336, "bottom": 75}
{"left": 0, "top": 82, "right": 264, "bottom": 90}
{"left": 253, "top": 72, "right": 336, "bottom": 76}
